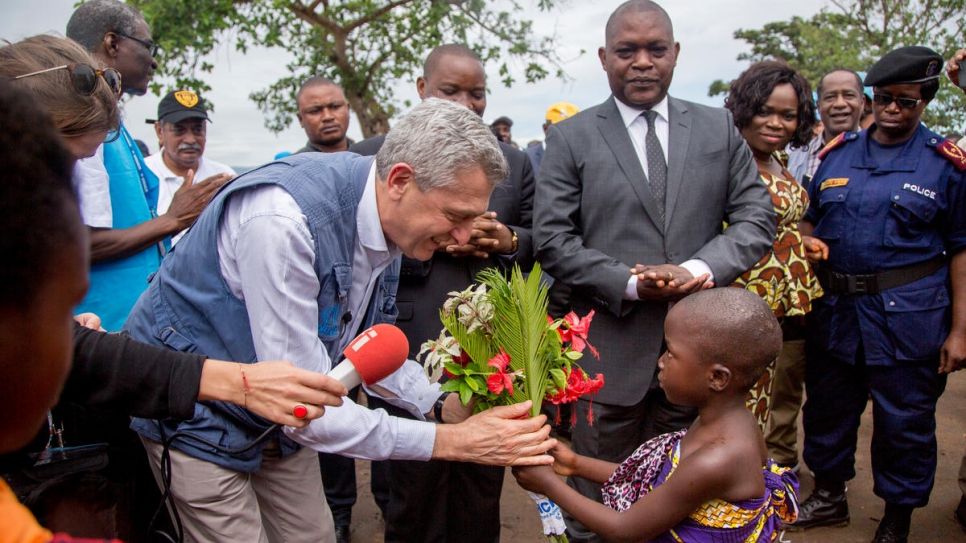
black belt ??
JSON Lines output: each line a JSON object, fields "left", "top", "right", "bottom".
{"left": 816, "top": 256, "right": 946, "bottom": 295}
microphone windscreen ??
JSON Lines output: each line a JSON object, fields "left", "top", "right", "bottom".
{"left": 342, "top": 324, "right": 409, "bottom": 385}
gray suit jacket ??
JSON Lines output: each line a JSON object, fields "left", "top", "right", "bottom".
{"left": 534, "top": 95, "right": 775, "bottom": 405}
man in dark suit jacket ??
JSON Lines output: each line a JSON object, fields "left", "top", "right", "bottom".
{"left": 350, "top": 44, "right": 534, "bottom": 543}
{"left": 534, "top": 2, "right": 774, "bottom": 541}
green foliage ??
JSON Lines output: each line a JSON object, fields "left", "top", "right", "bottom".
{"left": 709, "top": 0, "right": 966, "bottom": 133}
{"left": 128, "top": 0, "right": 570, "bottom": 137}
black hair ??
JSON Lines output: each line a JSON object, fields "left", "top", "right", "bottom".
{"left": 66, "top": 0, "right": 144, "bottom": 53}
{"left": 296, "top": 76, "right": 341, "bottom": 102}
{"left": 724, "top": 60, "right": 816, "bottom": 150}
{"left": 671, "top": 288, "right": 782, "bottom": 392}
{"left": 605, "top": 0, "right": 673, "bottom": 44}
{"left": 816, "top": 69, "right": 864, "bottom": 99}
{"left": 423, "top": 44, "right": 481, "bottom": 80}
{"left": 0, "top": 79, "right": 80, "bottom": 308}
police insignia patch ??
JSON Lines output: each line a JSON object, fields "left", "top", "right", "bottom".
{"left": 817, "top": 132, "right": 847, "bottom": 160}
{"left": 174, "top": 90, "right": 199, "bottom": 108}
{"left": 936, "top": 140, "right": 966, "bottom": 172}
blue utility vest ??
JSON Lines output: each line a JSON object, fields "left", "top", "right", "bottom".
{"left": 76, "top": 123, "right": 167, "bottom": 331}
{"left": 126, "top": 153, "right": 400, "bottom": 473}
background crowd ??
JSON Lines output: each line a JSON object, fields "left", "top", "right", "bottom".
{"left": 1, "top": 1, "right": 965, "bottom": 543}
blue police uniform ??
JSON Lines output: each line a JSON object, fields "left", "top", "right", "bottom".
{"left": 801, "top": 124, "right": 966, "bottom": 506}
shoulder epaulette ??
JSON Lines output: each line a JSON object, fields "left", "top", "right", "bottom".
{"left": 935, "top": 139, "right": 966, "bottom": 172}
{"left": 817, "top": 132, "right": 848, "bottom": 161}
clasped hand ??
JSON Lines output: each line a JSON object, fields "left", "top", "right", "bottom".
{"left": 444, "top": 211, "right": 513, "bottom": 258}
{"left": 631, "top": 264, "right": 712, "bottom": 301}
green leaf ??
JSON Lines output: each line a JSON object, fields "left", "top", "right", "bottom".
{"left": 131, "top": 0, "right": 576, "bottom": 137}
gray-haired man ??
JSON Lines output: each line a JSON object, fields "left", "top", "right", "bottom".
{"left": 123, "top": 98, "right": 555, "bottom": 543}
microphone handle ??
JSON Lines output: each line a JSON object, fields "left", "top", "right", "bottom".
{"left": 328, "top": 360, "right": 362, "bottom": 389}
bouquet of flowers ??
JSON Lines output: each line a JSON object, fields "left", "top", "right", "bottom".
{"left": 419, "top": 263, "right": 604, "bottom": 542}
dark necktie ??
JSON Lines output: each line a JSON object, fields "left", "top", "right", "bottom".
{"left": 643, "top": 109, "right": 667, "bottom": 223}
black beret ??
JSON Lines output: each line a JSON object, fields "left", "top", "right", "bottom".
{"left": 864, "top": 46, "right": 943, "bottom": 87}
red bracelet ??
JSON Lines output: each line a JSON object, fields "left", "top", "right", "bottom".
{"left": 239, "top": 363, "right": 251, "bottom": 409}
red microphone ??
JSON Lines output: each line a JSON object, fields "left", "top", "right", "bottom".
{"left": 329, "top": 324, "right": 410, "bottom": 389}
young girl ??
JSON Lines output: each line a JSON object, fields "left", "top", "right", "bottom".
{"left": 513, "top": 288, "right": 799, "bottom": 542}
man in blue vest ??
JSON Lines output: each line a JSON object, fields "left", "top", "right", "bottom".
{"left": 67, "top": 0, "right": 228, "bottom": 331}
{"left": 124, "top": 98, "right": 555, "bottom": 543}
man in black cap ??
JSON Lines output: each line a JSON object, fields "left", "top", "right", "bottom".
{"left": 787, "top": 45, "right": 966, "bottom": 543}
{"left": 491, "top": 115, "right": 518, "bottom": 148}
{"left": 145, "top": 90, "right": 235, "bottom": 245}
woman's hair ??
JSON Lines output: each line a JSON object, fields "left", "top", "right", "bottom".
{"left": 0, "top": 34, "right": 120, "bottom": 140}
{"left": 724, "top": 60, "right": 816, "bottom": 150}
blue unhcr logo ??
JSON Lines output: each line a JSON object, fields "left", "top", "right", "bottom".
{"left": 318, "top": 305, "right": 341, "bottom": 336}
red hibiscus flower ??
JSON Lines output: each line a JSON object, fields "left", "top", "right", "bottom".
{"left": 547, "top": 367, "right": 605, "bottom": 425}
{"left": 443, "top": 349, "right": 474, "bottom": 379}
{"left": 562, "top": 311, "right": 600, "bottom": 359}
{"left": 486, "top": 349, "right": 514, "bottom": 395}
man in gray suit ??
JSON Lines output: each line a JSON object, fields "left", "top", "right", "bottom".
{"left": 533, "top": 2, "right": 774, "bottom": 540}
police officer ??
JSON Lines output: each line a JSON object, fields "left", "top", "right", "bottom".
{"left": 787, "top": 46, "right": 966, "bottom": 543}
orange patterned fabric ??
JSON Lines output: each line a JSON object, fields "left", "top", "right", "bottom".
{"left": 733, "top": 169, "right": 823, "bottom": 319}
{"left": 0, "top": 478, "right": 51, "bottom": 543}
{"left": 734, "top": 167, "right": 823, "bottom": 432}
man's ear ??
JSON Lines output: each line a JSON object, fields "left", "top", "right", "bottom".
{"left": 708, "top": 363, "right": 731, "bottom": 392}
{"left": 416, "top": 77, "right": 427, "bottom": 100}
{"left": 102, "top": 32, "right": 120, "bottom": 60}
{"left": 384, "top": 163, "right": 416, "bottom": 201}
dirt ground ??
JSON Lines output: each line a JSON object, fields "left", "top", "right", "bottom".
{"left": 347, "top": 371, "right": 966, "bottom": 542}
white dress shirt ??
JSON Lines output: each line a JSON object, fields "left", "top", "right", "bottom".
{"left": 614, "top": 96, "right": 714, "bottom": 299}
{"left": 144, "top": 152, "right": 235, "bottom": 245}
{"left": 216, "top": 163, "right": 439, "bottom": 461}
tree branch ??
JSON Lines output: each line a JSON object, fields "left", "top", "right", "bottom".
{"left": 345, "top": 0, "right": 419, "bottom": 33}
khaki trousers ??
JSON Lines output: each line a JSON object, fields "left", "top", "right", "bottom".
{"left": 765, "top": 339, "right": 806, "bottom": 466}
{"left": 141, "top": 435, "right": 335, "bottom": 543}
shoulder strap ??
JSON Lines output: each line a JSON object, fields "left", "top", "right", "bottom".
{"left": 935, "top": 139, "right": 966, "bottom": 172}
{"left": 817, "top": 132, "right": 848, "bottom": 161}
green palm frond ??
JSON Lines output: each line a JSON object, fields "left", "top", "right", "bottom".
{"left": 478, "top": 263, "right": 556, "bottom": 417}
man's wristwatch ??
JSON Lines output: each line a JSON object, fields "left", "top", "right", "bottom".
{"left": 434, "top": 392, "right": 453, "bottom": 424}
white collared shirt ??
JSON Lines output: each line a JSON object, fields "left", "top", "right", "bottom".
{"left": 614, "top": 95, "right": 670, "bottom": 174}
{"left": 613, "top": 96, "right": 714, "bottom": 299}
{"left": 145, "top": 152, "right": 235, "bottom": 244}
{"left": 217, "top": 162, "right": 438, "bottom": 461}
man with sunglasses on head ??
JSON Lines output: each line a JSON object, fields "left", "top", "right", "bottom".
{"left": 66, "top": 0, "right": 228, "bottom": 332}
{"left": 787, "top": 46, "right": 966, "bottom": 543}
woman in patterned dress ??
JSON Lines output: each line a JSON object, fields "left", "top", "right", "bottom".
{"left": 724, "top": 61, "right": 827, "bottom": 441}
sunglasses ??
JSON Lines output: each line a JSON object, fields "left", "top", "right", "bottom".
{"left": 115, "top": 31, "right": 160, "bottom": 57}
{"left": 872, "top": 93, "right": 922, "bottom": 110}
{"left": 15, "top": 63, "right": 122, "bottom": 96}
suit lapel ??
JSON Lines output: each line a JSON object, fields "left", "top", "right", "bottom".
{"left": 597, "top": 97, "right": 664, "bottom": 231}
{"left": 664, "top": 97, "right": 691, "bottom": 230}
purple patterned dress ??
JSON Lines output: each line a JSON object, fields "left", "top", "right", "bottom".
{"left": 601, "top": 431, "right": 799, "bottom": 542}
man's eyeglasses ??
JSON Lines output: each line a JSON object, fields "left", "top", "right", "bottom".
{"left": 115, "top": 31, "right": 159, "bottom": 57}
{"left": 872, "top": 93, "right": 922, "bottom": 110}
{"left": 15, "top": 64, "right": 122, "bottom": 96}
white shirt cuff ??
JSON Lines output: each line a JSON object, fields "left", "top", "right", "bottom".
{"left": 680, "top": 259, "right": 714, "bottom": 284}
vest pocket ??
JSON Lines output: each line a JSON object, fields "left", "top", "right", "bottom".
{"left": 318, "top": 263, "right": 351, "bottom": 341}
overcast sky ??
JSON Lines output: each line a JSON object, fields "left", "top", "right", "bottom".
{"left": 1, "top": 0, "right": 828, "bottom": 168}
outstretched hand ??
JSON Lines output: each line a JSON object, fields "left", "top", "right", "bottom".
{"left": 512, "top": 464, "right": 561, "bottom": 495}
{"left": 165, "top": 170, "right": 233, "bottom": 230}
{"left": 946, "top": 49, "right": 966, "bottom": 92}
{"left": 433, "top": 400, "right": 556, "bottom": 466}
